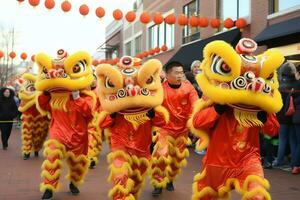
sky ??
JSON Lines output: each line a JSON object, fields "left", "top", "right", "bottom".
{"left": 0, "top": 0, "right": 134, "bottom": 61}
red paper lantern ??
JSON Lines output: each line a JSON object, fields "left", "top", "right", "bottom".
{"left": 161, "top": 44, "right": 168, "bottom": 52}
{"left": 92, "top": 60, "right": 99, "bottom": 66}
{"left": 9, "top": 52, "right": 16, "bottom": 59}
{"left": 164, "top": 14, "right": 176, "bottom": 25}
{"left": 142, "top": 51, "right": 149, "bottom": 58}
{"left": 45, "top": 0, "right": 55, "bottom": 10}
{"left": 189, "top": 16, "right": 199, "bottom": 27}
{"left": 140, "top": 12, "right": 151, "bottom": 24}
{"left": 224, "top": 18, "right": 234, "bottom": 29}
{"left": 178, "top": 15, "right": 188, "bottom": 26}
{"left": 210, "top": 18, "right": 221, "bottom": 28}
{"left": 31, "top": 55, "right": 35, "bottom": 62}
{"left": 125, "top": 11, "right": 136, "bottom": 23}
{"left": 79, "top": 4, "right": 89, "bottom": 16}
{"left": 155, "top": 47, "right": 161, "bottom": 53}
{"left": 235, "top": 18, "right": 247, "bottom": 30}
{"left": 0, "top": 51, "right": 4, "bottom": 59}
{"left": 20, "top": 52, "right": 27, "bottom": 60}
{"left": 95, "top": 7, "right": 105, "bottom": 18}
{"left": 29, "top": 0, "right": 40, "bottom": 7}
{"left": 153, "top": 12, "right": 164, "bottom": 25}
{"left": 198, "top": 17, "right": 209, "bottom": 27}
{"left": 61, "top": 1, "right": 71, "bottom": 12}
{"left": 149, "top": 49, "right": 156, "bottom": 55}
{"left": 113, "top": 9, "right": 123, "bottom": 20}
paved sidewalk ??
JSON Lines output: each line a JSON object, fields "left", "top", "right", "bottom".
{"left": 0, "top": 129, "right": 299, "bottom": 200}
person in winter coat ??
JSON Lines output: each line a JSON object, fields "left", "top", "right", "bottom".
{"left": 0, "top": 87, "right": 18, "bottom": 150}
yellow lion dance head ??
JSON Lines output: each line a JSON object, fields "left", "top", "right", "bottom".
{"left": 18, "top": 73, "right": 37, "bottom": 112}
{"left": 96, "top": 56, "right": 164, "bottom": 114}
{"left": 197, "top": 38, "right": 285, "bottom": 114}
{"left": 35, "top": 49, "right": 94, "bottom": 92}
{"left": 190, "top": 38, "right": 285, "bottom": 151}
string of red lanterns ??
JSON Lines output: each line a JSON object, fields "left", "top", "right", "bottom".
{"left": 17, "top": 1, "right": 247, "bottom": 30}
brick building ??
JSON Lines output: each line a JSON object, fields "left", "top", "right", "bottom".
{"left": 103, "top": 0, "right": 300, "bottom": 70}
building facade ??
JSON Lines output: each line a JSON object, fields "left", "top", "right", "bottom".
{"left": 104, "top": 0, "right": 300, "bottom": 69}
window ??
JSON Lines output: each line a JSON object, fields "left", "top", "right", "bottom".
{"left": 148, "top": 22, "right": 174, "bottom": 50}
{"left": 125, "top": 41, "right": 132, "bottom": 56}
{"left": 135, "top": 35, "right": 142, "bottom": 56}
{"left": 218, "top": 0, "right": 250, "bottom": 20}
{"left": 183, "top": 0, "right": 200, "bottom": 44}
{"left": 217, "top": 0, "right": 250, "bottom": 31}
{"left": 269, "top": 0, "right": 300, "bottom": 14}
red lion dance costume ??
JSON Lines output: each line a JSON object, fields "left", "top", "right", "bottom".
{"left": 189, "top": 38, "right": 284, "bottom": 200}
{"left": 18, "top": 73, "right": 49, "bottom": 160}
{"left": 35, "top": 50, "right": 96, "bottom": 200}
{"left": 96, "top": 56, "right": 169, "bottom": 200}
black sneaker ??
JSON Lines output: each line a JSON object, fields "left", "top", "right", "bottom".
{"left": 152, "top": 187, "right": 162, "bottom": 196}
{"left": 35, "top": 151, "right": 39, "bottom": 157}
{"left": 69, "top": 182, "right": 80, "bottom": 195}
{"left": 89, "top": 160, "right": 96, "bottom": 169}
{"left": 23, "top": 153, "right": 30, "bottom": 160}
{"left": 263, "top": 161, "right": 273, "bottom": 169}
{"left": 41, "top": 189, "right": 53, "bottom": 200}
{"left": 166, "top": 181, "right": 174, "bottom": 191}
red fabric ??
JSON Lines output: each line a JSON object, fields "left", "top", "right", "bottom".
{"left": 38, "top": 93, "right": 93, "bottom": 155}
{"left": 100, "top": 111, "right": 166, "bottom": 158}
{"left": 193, "top": 106, "right": 279, "bottom": 191}
{"left": 160, "top": 80, "right": 198, "bottom": 138}
{"left": 193, "top": 107, "right": 279, "bottom": 168}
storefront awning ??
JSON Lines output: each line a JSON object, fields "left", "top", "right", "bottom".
{"left": 167, "top": 28, "right": 241, "bottom": 71}
{"left": 254, "top": 16, "right": 300, "bottom": 48}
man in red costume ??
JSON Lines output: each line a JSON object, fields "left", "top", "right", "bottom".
{"left": 190, "top": 38, "right": 284, "bottom": 200}
{"left": 34, "top": 50, "right": 95, "bottom": 200}
{"left": 96, "top": 56, "right": 169, "bottom": 200}
{"left": 151, "top": 61, "right": 198, "bottom": 196}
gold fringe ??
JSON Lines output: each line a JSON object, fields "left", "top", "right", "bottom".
{"left": 50, "top": 93, "right": 70, "bottom": 112}
{"left": 18, "top": 99, "right": 36, "bottom": 113}
{"left": 124, "top": 112, "right": 150, "bottom": 130}
{"left": 40, "top": 182, "right": 61, "bottom": 193}
{"left": 233, "top": 109, "right": 263, "bottom": 127}
{"left": 153, "top": 105, "right": 170, "bottom": 124}
{"left": 65, "top": 152, "right": 89, "bottom": 186}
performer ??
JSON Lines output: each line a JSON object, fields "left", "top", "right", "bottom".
{"left": 96, "top": 56, "right": 169, "bottom": 200}
{"left": 34, "top": 49, "right": 96, "bottom": 200}
{"left": 190, "top": 38, "right": 284, "bottom": 200}
{"left": 150, "top": 61, "right": 198, "bottom": 196}
{"left": 17, "top": 73, "right": 49, "bottom": 160}
{"left": 88, "top": 73, "right": 103, "bottom": 169}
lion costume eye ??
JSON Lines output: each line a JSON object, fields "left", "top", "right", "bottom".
{"left": 26, "top": 84, "right": 35, "bottom": 92}
{"left": 211, "top": 54, "right": 231, "bottom": 75}
{"left": 42, "top": 67, "right": 48, "bottom": 74}
{"left": 73, "top": 60, "right": 86, "bottom": 73}
{"left": 244, "top": 71, "right": 255, "bottom": 80}
{"left": 146, "top": 76, "right": 154, "bottom": 84}
{"left": 105, "top": 77, "right": 115, "bottom": 88}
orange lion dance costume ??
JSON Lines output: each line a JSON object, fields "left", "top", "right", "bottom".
{"left": 18, "top": 73, "right": 49, "bottom": 160}
{"left": 96, "top": 56, "right": 169, "bottom": 200}
{"left": 189, "top": 38, "right": 284, "bottom": 200}
{"left": 35, "top": 49, "right": 96, "bottom": 200}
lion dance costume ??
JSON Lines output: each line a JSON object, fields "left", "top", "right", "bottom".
{"left": 18, "top": 73, "right": 49, "bottom": 160}
{"left": 189, "top": 38, "right": 284, "bottom": 200}
{"left": 34, "top": 49, "right": 96, "bottom": 200}
{"left": 96, "top": 56, "right": 169, "bottom": 200}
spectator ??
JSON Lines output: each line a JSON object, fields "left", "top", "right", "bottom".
{"left": 274, "top": 62, "right": 296, "bottom": 170}
{"left": 290, "top": 63, "right": 300, "bottom": 174}
{"left": 0, "top": 87, "right": 18, "bottom": 150}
